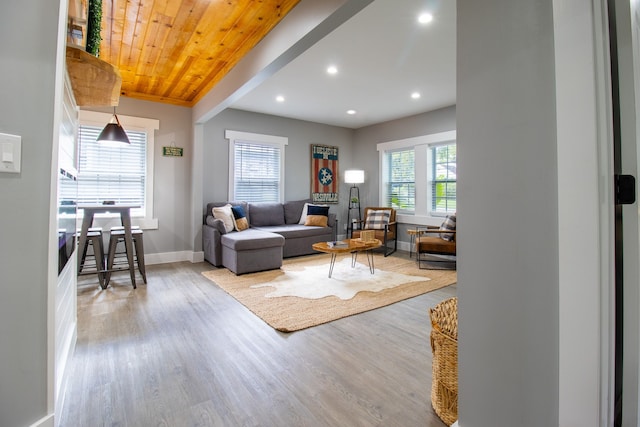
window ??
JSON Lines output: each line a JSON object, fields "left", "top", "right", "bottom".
{"left": 77, "top": 110, "right": 159, "bottom": 228}
{"left": 77, "top": 125, "right": 146, "bottom": 208}
{"left": 431, "top": 144, "right": 457, "bottom": 214}
{"left": 378, "top": 130, "right": 456, "bottom": 223}
{"left": 226, "top": 130, "right": 288, "bottom": 202}
{"left": 384, "top": 148, "right": 415, "bottom": 211}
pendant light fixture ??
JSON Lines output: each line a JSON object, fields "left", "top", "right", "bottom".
{"left": 96, "top": 107, "right": 130, "bottom": 144}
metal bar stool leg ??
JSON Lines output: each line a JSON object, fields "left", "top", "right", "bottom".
{"left": 133, "top": 232, "right": 147, "bottom": 284}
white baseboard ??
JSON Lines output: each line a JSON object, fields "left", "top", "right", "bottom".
{"left": 30, "top": 414, "right": 54, "bottom": 427}
{"left": 145, "top": 250, "right": 204, "bottom": 265}
{"left": 451, "top": 422, "right": 459, "bottom": 427}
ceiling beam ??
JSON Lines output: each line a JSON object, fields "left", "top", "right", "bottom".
{"left": 192, "top": 0, "right": 374, "bottom": 124}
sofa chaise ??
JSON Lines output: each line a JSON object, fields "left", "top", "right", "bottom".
{"left": 203, "top": 199, "right": 337, "bottom": 274}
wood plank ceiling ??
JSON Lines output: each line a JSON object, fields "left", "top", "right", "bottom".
{"left": 99, "top": 0, "right": 301, "bottom": 107}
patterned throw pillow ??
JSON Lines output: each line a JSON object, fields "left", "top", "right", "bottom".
{"left": 304, "top": 205, "right": 329, "bottom": 227}
{"left": 231, "top": 205, "right": 249, "bottom": 231}
{"left": 439, "top": 213, "right": 457, "bottom": 241}
{"left": 298, "top": 203, "right": 328, "bottom": 224}
{"left": 366, "top": 210, "right": 390, "bottom": 230}
{"left": 212, "top": 204, "right": 235, "bottom": 232}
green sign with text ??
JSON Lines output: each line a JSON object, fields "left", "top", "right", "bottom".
{"left": 162, "top": 146, "right": 183, "bottom": 157}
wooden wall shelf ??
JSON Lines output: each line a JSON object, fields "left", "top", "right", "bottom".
{"left": 66, "top": 46, "right": 122, "bottom": 106}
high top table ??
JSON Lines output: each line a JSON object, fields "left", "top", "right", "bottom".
{"left": 77, "top": 204, "right": 140, "bottom": 288}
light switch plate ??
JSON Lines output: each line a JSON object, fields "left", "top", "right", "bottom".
{"left": 0, "top": 133, "right": 21, "bottom": 173}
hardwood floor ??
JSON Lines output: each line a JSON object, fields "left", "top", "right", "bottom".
{"left": 59, "top": 253, "right": 456, "bottom": 427}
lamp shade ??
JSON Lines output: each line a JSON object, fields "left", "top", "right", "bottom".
{"left": 97, "top": 108, "right": 130, "bottom": 144}
{"left": 344, "top": 169, "right": 365, "bottom": 184}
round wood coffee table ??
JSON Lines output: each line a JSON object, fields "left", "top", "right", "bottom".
{"left": 312, "top": 239, "right": 382, "bottom": 278}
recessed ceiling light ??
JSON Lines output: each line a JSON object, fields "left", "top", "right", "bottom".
{"left": 276, "top": 95, "right": 285, "bottom": 102}
{"left": 418, "top": 13, "right": 433, "bottom": 24}
{"left": 411, "top": 92, "right": 421, "bottom": 99}
{"left": 327, "top": 65, "right": 338, "bottom": 75}
{"left": 347, "top": 110, "right": 356, "bottom": 115}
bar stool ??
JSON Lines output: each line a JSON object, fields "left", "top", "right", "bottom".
{"left": 77, "top": 228, "right": 106, "bottom": 289}
{"left": 105, "top": 227, "right": 147, "bottom": 288}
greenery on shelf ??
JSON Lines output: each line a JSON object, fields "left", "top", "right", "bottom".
{"left": 86, "top": 0, "right": 102, "bottom": 56}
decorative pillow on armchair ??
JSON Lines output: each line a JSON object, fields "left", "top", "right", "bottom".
{"left": 439, "top": 213, "right": 457, "bottom": 241}
{"left": 365, "top": 210, "right": 390, "bottom": 230}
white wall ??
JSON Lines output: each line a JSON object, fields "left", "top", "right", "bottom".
{"left": 457, "top": 1, "right": 560, "bottom": 425}
{"left": 0, "top": 0, "right": 64, "bottom": 425}
{"left": 554, "top": 0, "right": 616, "bottom": 424}
{"left": 614, "top": 0, "right": 640, "bottom": 424}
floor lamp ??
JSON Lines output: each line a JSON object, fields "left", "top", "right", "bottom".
{"left": 345, "top": 170, "right": 364, "bottom": 237}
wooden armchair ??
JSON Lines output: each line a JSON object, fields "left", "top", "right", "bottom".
{"left": 352, "top": 207, "right": 397, "bottom": 256}
{"left": 416, "top": 214, "right": 456, "bottom": 269}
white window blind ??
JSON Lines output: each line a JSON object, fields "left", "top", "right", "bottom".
{"left": 431, "top": 144, "right": 457, "bottom": 214}
{"left": 77, "top": 125, "right": 147, "bottom": 214}
{"left": 385, "top": 148, "right": 415, "bottom": 211}
{"left": 233, "top": 141, "right": 281, "bottom": 202}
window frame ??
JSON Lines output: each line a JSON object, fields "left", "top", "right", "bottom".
{"left": 78, "top": 110, "right": 159, "bottom": 229}
{"left": 377, "top": 130, "right": 456, "bottom": 225}
{"left": 382, "top": 147, "right": 416, "bottom": 212}
{"left": 225, "top": 130, "right": 288, "bottom": 202}
{"left": 430, "top": 143, "right": 457, "bottom": 215}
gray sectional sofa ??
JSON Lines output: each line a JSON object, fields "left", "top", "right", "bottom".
{"left": 203, "top": 199, "right": 337, "bottom": 274}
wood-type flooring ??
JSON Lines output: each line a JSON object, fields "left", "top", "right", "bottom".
{"left": 59, "top": 254, "right": 456, "bottom": 427}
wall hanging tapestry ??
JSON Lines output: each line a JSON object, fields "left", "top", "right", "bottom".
{"left": 311, "top": 144, "right": 339, "bottom": 203}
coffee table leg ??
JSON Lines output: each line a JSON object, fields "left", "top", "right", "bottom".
{"left": 328, "top": 253, "right": 337, "bottom": 278}
{"left": 366, "top": 249, "right": 375, "bottom": 274}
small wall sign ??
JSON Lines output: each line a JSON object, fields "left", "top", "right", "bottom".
{"left": 162, "top": 146, "right": 183, "bottom": 157}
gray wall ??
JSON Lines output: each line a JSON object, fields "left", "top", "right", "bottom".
{"left": 202, "top": 108, "right": 355, "bottom": 228}
{"left": 457, "top": 1, "right": 559, "bottom": 426}
{"left": 200, "top": 107, "right": 456, "bottom": 240}
{"left": 84, "top": 97, "right": 194, "bottom": 255}
{"left": 0, "top": 0, "right": 62, "bottom": 425}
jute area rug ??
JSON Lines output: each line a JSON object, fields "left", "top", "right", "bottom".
{"left": 202, "top": 254, "right": 457, "bottom": 332}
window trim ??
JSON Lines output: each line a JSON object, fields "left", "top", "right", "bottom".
{"left": 377, "top": 130, "right": 456, "bottom": 225}
{"left": 225, "top": 130, "right": 288, "bottom": 202}
{"left": 78, "top": 110, "right": 159, "bottom": 229}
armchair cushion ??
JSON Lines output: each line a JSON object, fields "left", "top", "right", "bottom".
{"left": 439, "top": 214, "right": 457, "bottom": 241}
{"left": 366, "top": 210, "right": 391, "bottom": 230}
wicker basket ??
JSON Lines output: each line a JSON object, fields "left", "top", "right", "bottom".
{"left": 429, "top": 297, "right": 458, "bottom": 426}
{"left": 360, "top": 230, "right": 375, "bottom": 242}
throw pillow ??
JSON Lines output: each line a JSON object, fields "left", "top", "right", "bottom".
{"left": 298, "top": 203, "right": 328, "bottom": 224}
{"left": 212, "top": 204, "right": 235, "bottom": 233}
{"left": 231, "top": 205, "right": 249, "bottom": 231}
{"left": 307, "top": 205, "right": 329, "bottom": 217}
{"left": 365, "top": 210, "right": 390, "bottom": 230}
{"left": 439, "top": 213, "right": 457, "bottom": 241}
{"left": 304, "top": 205, "right": 329, "bottom": 227}
{"left": 305, "top": 215, "right": 328, "bottom": 227}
